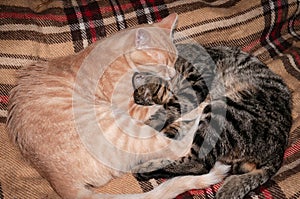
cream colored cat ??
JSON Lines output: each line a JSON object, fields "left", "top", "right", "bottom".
{"left": 6, "top": 14, "right": 229, "bottom": 199}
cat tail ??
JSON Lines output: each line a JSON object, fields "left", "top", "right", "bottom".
{"left": 216, "top": 163, "right": 279, "bottom": 199}
{"left": 90, "top": 161, "right": 230, "bottom": 199}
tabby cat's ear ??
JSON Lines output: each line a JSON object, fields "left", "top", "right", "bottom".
{"left": 132, "top": 72, "right": 146, "bottom": 89}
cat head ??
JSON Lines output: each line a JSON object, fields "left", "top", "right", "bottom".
{"left": 132, "top": 72, "right": 171, "bottom": 106}
{"left": 74, "top": 13, "right": 178, "bottom": 99}
{"left": 129, "top": 13, "right": 178, "bottom": 80}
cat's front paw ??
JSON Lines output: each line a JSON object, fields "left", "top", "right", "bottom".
{"left": 133, "top": 171, "right": 156, "bottom": 181}
{"left": 161, "top": 120, "right": 195, "bottom": 139}
{"left": 145, "top": 118, "right": 165, "bottom": 131}
{"left": 132, "top": 159, "right": 173, "bottom": 181}
{"left": 134, "top": 168, "right": 174, "bottom": 181}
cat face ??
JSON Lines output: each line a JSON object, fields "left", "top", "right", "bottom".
{"left": 132, "top": 72, "right": 170, "bottom": 106}
{"left": 129, "top": 13, "right": 178, "bottom": 80}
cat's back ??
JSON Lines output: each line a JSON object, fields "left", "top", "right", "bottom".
{"left": 206, "top": 46, "right": 292, "bottom": 150}
{"left": 7, "top": 57, "right": 82, "bottom": 158}
{"left": 207, "top": 46, "right": 291, "bottom": 105}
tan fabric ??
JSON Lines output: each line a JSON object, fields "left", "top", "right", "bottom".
{"left": 0, "top": 124, "right": 60, "bottom": 199}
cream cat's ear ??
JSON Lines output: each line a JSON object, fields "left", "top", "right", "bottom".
{"left": 135, "top": 13, "right": 178, "bottom": 49}
{"left": 155, "top": 13, "right": 178, "bottom": 34}
{"left": 135, "top": 29, "right": 151, "bottom": 49}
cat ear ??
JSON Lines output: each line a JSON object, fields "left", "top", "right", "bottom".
{"left": 135, "top": 29, "right": 151, "bottom": 49}
{"left": 135, "top": 14, "right": 178, "bottom": 49}
{"left": 155, "top": 13, "right": 178, "bottom": 34}
{"left": 132, "top": 72, "right": 146, "bottom": 89}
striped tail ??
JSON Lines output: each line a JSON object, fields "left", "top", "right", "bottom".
{"left": 216, "top": 163, "right": 279, "bottom": 199}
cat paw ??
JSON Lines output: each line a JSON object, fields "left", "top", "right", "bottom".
{"left": 161, "top": 120, "right": 195, "bottom": 139}
{"left": 145, "top": 119, "right": 165, "bottom": 131}
{"left": 161, "top": 126, "right": 179, "bottom": 139}
{"left": 210, "top": 161, "right": 231, "bottom": 180}
{"left": 133, "top": 171, "right": 156, "bottom": 181}
{"left": 132, "top": 159, "right": 173, "bottom": 181}
{"left": 134, "top": 169, "right": 175, "bottom": 181}
{"left": 132, "top": 159, "right": 170, "bottom": 171}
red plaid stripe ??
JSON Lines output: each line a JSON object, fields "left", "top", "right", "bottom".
{"left": 63, "top": 0, "right": 106, "bottom": 51}
{"left": 0, "top": 84, "right": 12, "bottom": 115}
{"left": 284, "top": 140, "right": 300, "bottom": 159}
{"left": 129, "top": 0, "right": 168, "bottom": 24}
{"left": 259, "top": 0, "right": 300, "bottom": 81}
{"left": 109, "top": 0, "right": 128, "bottom": 30}
{"left": 0, "top": 10, "right": 67, "bottom": 22}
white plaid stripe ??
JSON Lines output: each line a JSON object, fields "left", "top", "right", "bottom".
{"left": 71, "top": 0, "right": 89, "bottom": 48}
{"left": 110, "top": 0, "right": 127, "bottom": 30}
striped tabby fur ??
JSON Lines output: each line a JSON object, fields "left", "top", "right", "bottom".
{"left": 132, "top": 44, "right": 293, "bottom": 198}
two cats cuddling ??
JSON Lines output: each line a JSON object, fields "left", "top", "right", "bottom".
{"left": 7, "top": 13, "right": 292, "bottom": 199}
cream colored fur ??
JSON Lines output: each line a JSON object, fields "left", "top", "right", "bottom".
{"left": 6, "top": 14, "right": 229, "bottom": 199}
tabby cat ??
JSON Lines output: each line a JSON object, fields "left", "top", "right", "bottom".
{"left": 132, "top": 44, "right": 293, "bottom": 198}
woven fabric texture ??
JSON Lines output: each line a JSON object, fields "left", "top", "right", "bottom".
{"left": 0, "top": 0, "right": 299, "bottom": 198}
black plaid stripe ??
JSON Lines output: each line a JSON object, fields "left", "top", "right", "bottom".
{"left": 0, "top": 117, "right": 6, "bottom": 124}
{"left": 129, "top": 0, "right": 169, "bottom": 24}
{"left": 289, "top": 191, "right": 300, "bottom": 199}
{"left": 0, "top": 182, "right": 3, "bottom": 199}
{"left": 0, "top": 104, "right": 7, "bottom": 114}
{"left": 0, "top": 53, "right": 47, "bottom": 69}
{"left": 143, "top": 0, "right": 169, "bottom": 22}
{"left": 137, "top": 180, "right": 154, "bottom": 192}
{"left": 164, "top": 0, "right": 244, "bottom": 15}
{"left": 281, "top": 48, "right": 300, "bottom": 81}
{"left": 275, "top": 161, "right": 300, "bottom": 182}
{"left": 0, "top": 84, "right": 13, "bottom": 97}
{"left": 109, "top": 0, "right": 128, "bottom": 30}
{"left": 63, "top": 0, "right": 170, "bottom": 52}
{"left": 63, "top": 0, "right": 107, "bottom": 52}
{"left": 0, "top": 5, "right": 71, "bottom": 46}
{"left": 0, "top": 5, "right": 68, "bottom": 26}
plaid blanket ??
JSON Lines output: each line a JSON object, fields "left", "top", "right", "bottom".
{"left": 0, "top": 0, "right": 300, "bottom": 198}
